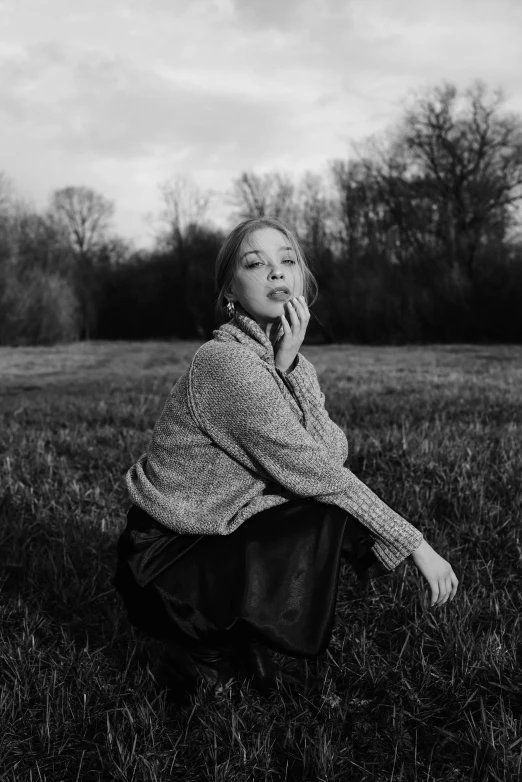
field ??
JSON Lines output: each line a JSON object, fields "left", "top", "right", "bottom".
{"left": 1, "top": 340, "right": 521, "bottom": 781}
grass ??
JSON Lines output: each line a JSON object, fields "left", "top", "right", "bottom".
{"left": 1, "top": 339, "right": 521, "bottom": 781}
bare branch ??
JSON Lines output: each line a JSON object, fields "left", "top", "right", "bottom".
{"left": 158, "top": 174, "right": 215, "bottom": 250}
{"left": 51, "top": 186, "right": 114, "bottom": 257}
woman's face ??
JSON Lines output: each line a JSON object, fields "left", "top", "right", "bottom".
{"left": 227, "top": 227, "right": 304, "bottom": 330}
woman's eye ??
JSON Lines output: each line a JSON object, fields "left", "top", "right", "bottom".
{"left": 247, "top": 259, "right": 295, "bottom": 268}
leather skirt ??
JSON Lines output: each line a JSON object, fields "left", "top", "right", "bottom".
{"left": 113, "top": 499, "right": 389, "bottom": 660}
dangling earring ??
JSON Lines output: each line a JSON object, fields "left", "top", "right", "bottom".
{"left": 226, "top": 301, "right": 236, "bottom": 319}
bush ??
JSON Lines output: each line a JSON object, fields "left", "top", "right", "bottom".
{"left": 0, "top": 266, "right": 80, "bottom": 345}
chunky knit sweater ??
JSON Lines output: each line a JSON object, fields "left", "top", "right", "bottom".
{"left": 126, "top": 303, "right": 424, "bottom": 571}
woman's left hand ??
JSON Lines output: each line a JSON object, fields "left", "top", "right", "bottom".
{"left": 274, "top": 295, "right": 310, "bottom": 374}
{"left": 410, "top": 538, "right": 459, "bottom": 608}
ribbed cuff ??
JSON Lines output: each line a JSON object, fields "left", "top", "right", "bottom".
{"left": 371, "top": 529, "right": 424, "bottom": 571}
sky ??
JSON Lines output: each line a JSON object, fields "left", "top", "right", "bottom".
{"left": 1, "top": 0, "right": 522, "bottom": 249}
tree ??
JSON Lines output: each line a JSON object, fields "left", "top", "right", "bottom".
{"left": 154, "top": 175, "right": 221, "bottom": 338}
{"left": 51, "top": 186, "right": 115, "bottom": 257}
{"left": 95, "top": 235, "right": 135, "bottom": 268}
{"left": 0, "top": 184, "right": 80, "bottom": 345}
{"left": 50, "top": 186, "right": 115, "bottom": 338}
{"left": 227, "top": 170, "right": 300, "bottom": 228}
{"left": 400, "top": 80, "right": 522, "bottom": 279}
{"left": 157, "top": 174, "right": 215, "bottom": 252}
{"left": 292, "top": 171, "right": 339, "bottom": 341}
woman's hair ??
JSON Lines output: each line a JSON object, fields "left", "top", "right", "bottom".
{"left": 214, "top": 217, "right": 319, "bottom": 324}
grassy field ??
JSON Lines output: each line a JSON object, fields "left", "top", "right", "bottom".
{"left": 1, "top": 339, "right": 521, "bottom": 782}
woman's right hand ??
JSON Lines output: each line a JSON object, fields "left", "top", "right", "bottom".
{"left": 410, "top": 538, "right": 459, "bottom": 608}
{"left": 274, "top": 296, "right": 310, "bottom": 374}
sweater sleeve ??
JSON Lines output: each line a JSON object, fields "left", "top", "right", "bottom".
{"left": 282, "top": 352, "right": 324, "bottom": 401}
{"left": 189, "top": 344, "right": 423, "bottom": 571}
{"left": 276, "top": 354, "right": 349, "bottom": 465}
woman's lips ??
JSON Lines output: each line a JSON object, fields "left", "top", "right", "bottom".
{"left": 268, "top": 290, "right": 291, "bottom": 300}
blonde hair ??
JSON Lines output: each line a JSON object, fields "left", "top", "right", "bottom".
{"left": 214, "top": 217, "right": 318, "bottom": 324}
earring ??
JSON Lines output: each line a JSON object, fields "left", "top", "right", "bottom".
{"left": 226, "top": 301, "right": 236, "bottom": 319}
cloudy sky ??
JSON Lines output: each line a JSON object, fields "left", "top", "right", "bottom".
{"left": 1, "top": 0, "right": 521, "bottom": 248}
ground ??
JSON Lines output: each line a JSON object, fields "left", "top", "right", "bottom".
{"left": 1, "top": 340, "right": 521, "bottom": 781}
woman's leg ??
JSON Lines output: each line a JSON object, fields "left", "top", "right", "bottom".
{"left": 114, "top": 533, "right": 239, "bottom": 695}
{"left": 114, "top": 500, "right": 384, "bottom": 694}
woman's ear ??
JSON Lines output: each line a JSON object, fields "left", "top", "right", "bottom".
{"left": 224, "top": 285, "right": 235, "bottom": 303}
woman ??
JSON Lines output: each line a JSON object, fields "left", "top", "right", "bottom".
{"left": 113, "top": 217, "right": 459, "bottom": 696}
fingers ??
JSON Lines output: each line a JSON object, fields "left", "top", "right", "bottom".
{"left": 431, "top": 570, "right": 459, "bottom": 608}
{"left": 286, "top": 296, "right": 309, "bottom": 332}
{"left": 284, "top": 299, "right": 299, "bottom": 330}
{"left": 434, "top": 577, "right": 448, "bottom": 607}
{"left": 280, "top": 300, "right": 297, "bottom": 335}
{"left": 280, "top": 311, "right": 291, "bottom": 331}
{"left": 293, "top": 295, "right": 310, "bottom": 319}
{"left": 443, "top": 570, "right": 459, "bottom": 604}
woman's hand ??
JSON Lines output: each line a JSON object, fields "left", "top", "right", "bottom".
{"left": 274, "top": 295, "right": 310, "bottom": 374}
{"left": 410, "top": 538, "right": 459, "bottom": 608}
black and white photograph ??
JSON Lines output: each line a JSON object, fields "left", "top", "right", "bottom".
{"left": 1, "top": 1, "right": 521, "bottom": 780}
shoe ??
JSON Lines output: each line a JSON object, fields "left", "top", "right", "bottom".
{"left": 159, "top": 638, "right": 238, "bottom": 694}
{"left": 236, "top": 637, "right": 302, "bottom": 694}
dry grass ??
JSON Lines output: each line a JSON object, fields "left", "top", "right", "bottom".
{"left": 1, "top": 340, "right": 521, "bottom": 781}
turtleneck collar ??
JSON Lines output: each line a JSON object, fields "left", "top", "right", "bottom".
{"left": 212, "top": 302, "right": 282, "bottom": 366}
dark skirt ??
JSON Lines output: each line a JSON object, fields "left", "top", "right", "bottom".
{"left": 113, "top": 498, "right": 389, "bottom": 660}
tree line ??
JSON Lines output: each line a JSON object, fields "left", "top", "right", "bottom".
{"left": 1, "top": 80, "right": 522, "bottom": 346}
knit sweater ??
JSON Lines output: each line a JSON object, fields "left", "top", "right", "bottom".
{"left": 126, "top": 303, "right": 424, "bottom": 571}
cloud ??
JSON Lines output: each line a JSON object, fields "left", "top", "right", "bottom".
{"left": 231, "top": 0, "right": 312, "bottom": 31}
{"left": 1, "top": 0, "right": 522, "bottom": 248}
{"left": 0, "top": 42, "right": 305, "bottom": 168}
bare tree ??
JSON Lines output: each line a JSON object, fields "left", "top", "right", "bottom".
{"left": 293, "top": 170, "right": 340, "bottom": 341}
{"left": 227, "top": 170, "right": 300, "bottom": 228}
{"left": 51, "top": 186, "right": 115, "bottom": 257}
{"left": 330, "top": 157, "right": 393, "bottom": 262}
{"left": 50, "top": 186, "right": 114, "bottom": 339}
{"left": 95, "top": 235, "right": 135, "bottom": 268}
{"left": 0, "top": 184, "right": 81, "bottom": 345}
{"left": 399, "top": 80, "right": 522, "bottom": 278}
{"left": 158, "top": 174, "right": 215, "bottom": 251}
{"left": 155, "top": 175, "right": 219, "bottom": 338}
{"left": 295, "top": 171, "right": 332, "bottom": 250}
{"left": 355, "top": 138, "right": 443, "bottom": 265}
